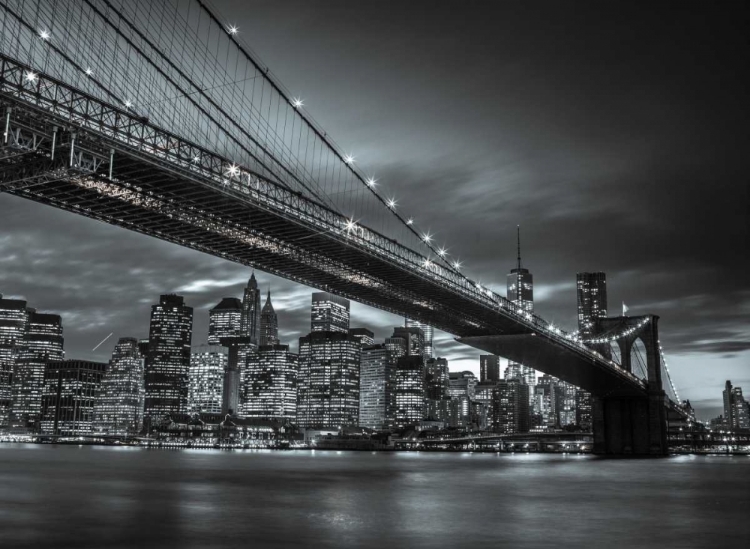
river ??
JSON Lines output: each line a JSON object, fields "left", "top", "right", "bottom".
{"left": 0, "top": 444, "right": 747, "bottom": 548}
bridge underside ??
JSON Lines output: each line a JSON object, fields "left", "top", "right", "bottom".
{"left": 459, "top": 334, "right": 645, "bottom": 398}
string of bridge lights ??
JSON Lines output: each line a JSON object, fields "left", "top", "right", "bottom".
{"left": 658, "top": 341, "right": 681, "bottom": 402}
{"left": 580, "top": 317, "right": 652, "bottom": 345}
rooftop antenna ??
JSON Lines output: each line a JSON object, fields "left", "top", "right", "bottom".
{"left": 516, "top": 225, "right": 522, "bottom": 271}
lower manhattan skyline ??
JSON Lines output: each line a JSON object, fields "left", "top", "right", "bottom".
{"left": 1, "top": 1, "right": 748, "bottom": 547}
{"left": 1, "top": 0, "right": 747, "bottom": 421}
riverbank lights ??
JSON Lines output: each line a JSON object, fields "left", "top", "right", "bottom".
{"left": 292, "top": 97, "right": 304, "bottom": 108}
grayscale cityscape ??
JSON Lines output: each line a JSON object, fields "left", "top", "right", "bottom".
{"left": 0, "top": 0, "right": 748, "bottom": 547}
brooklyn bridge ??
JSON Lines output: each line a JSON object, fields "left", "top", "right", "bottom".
{"left": 0, "top": 0, "right": 689, "bottom": 454}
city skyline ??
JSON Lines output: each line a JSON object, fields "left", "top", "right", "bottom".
{"left": 0, "top": 0, "right": 747, "bottom": 423}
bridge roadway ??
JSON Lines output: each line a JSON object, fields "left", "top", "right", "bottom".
{"left": 1, "top": 53, "right": 655, "bottom": 404}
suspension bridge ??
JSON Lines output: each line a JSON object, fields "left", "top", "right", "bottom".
{"left": 0, "top": 0, "right": 687, "bottom": 454}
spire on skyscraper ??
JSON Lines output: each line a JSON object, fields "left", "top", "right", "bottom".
{"left": 517, "top": 225, "right": 521, "bottom": 271}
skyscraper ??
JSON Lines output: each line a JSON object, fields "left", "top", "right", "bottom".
{"left": 259, "top": 290, "right": 279, "bottom": 346}
{"left": 505, "top": 227, "right": 536, "bottom": 395}
{"left": 188, "top": 344, "right": 227, "bottom": 415}
{"left": 393, "top": 355, "right": 425, "bottom": 428}
{"left": 93, "top": 338, "right": 145, "bottom": 435}
{"left": 405, "top": 318, "right": 434, "bottom": 358}
{"left": 242, "top": 344, "right": 298, "bottom": 421}
{"left": 240, "top": 273, "right": 261, "bottom": 344}
{"left": 480, "top": 355, "right": 501, "bottom": 382}
{"left": 577, "top": 272, "right": 608, "bottom": 338}
{"left": 40, "top": 359, "right": 107, "bottom": 436}
{"left": 11, "top": 311, "right": 64, "bottom": 431}
{"left": 359, "top": 344, "right": 392, "bottom": 430}
{"left": 348, "top": 328, "right": 375, "bottom": 347}
{"left": 723, "top": 380, "right": 750, "bottom": 430}
{"left": 311, "top": 292, "right": 350, "bottom": 333}
{"left": 144, "top": 294, "right": 193, "bottom": 422}
{"left": 391, "top": 327, "right": 424, "bottom": 357}
{"left": 296, "top": 331, "right": 360, "bottom": 429}
{"left": 0, "top": 295, "right": 28, "bottom": 428}
{"left": 208, "top": 298, "right": 243, "bottom": 345}
{"left": 492, "top": 379, "right": 530, "bottom": 434}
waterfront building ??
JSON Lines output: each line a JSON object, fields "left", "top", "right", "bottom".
{"left": 723, "top": 380, "right": 750, "bottom": 430}
{"left": 240, "top": 273, "right": 261, "bottom": 344}
{"left": 535, "top": 375, "right": 559, "bottom": 429}
{"left": 259, "top": 291, "right": 280, "bottom": 346}
{"left": 11, "top": 311, "right": 64, "bottom": 431}
{"left": 474, "top": 381, "right": 496, "bottom": 430}
{"left": 449, "top": 371, "right": 477, "bottom": 428}
{"left": 391, "top": 326, "right": 424, "bottom": 357}
{"left": 393, "top": 355, "right": 425, "bottom": 428}
{"left": 359, "top": 344, "right": 392, "bottom": 430}
{"left": 348, "top": 328, "right": 375, "bottom": 347}
{"left": 480, "top": 355, "right": 501, "bottom": 383}
{"left": 311, "top": 292, "right": 350, "bottom": 333}
{"left": 492, "top": 379, "right": 530, "bottom": 434}
{"left": 0, "top": 295, "right": 28, "bottom": 428}
{"left": 144, "top": 294, "right": 193, "bottom": 422}
{"left": 208, "top": 298, "right": 243, "bottom": 345}
{"left": 242, "top": 344, "right": 298, "bottom": 421}
{"left": 424, "top": 357, "right": 450, "bottom": 421}
{"left": 576, "top": 389, "right": 592, "bottom": 431}
{"left": 40, "top": 359, "right": 107, "bottom": 436}
{"left": 297, "top": 331, "right": 360, "bottom": 428}
{"left": 405, "top": 318, "right": 434, "bottom": 358}
{"left": 93, "top": 338, "right": 145, "bottom": 435}
{"left": 557, "top": 381, "right": 578, "bottom": 427}
{"left": 188, "top": 344, "right": 227, "bottom": 415}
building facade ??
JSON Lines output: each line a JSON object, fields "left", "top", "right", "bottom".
{"left": 240, "top": 273, "right": 261, "bottom": 345}
{"left": 259, "top": 291, "right": 280, "bottom": 346}
{"left": 480, "top": 355, "right": 501, "bottom": 383}
{"left": 297, "top": 331, "right": 360, "bottom": 429}
{"left": 144, "top": 294, "right": 193, "bottom": 422}
{"left": 425, "top": 357, "right": 450, "bottom": 422}
{"left": 41, "top": 360, "right": 107, "bottom": 436}
{"left": 0, "top": 296, "right": 29, "bottom": 428}
{"left": 492, "top": 379, "right": 530, "bottom": 434}
{"left": 242, "top": 344, "right": 298, "bottom": 421}
{"left": 359, "top": 344, "right": 392, "bottom": 430}
{"left": 208, "top": 298, "right": 243, "bottom": 345}
{"left": 348, "top": 328, "right": 375, "bottom": 347}
{"left": 393, "top": 355, "right": 425, "bottom": 428}
{"left": 311, "top": 292, "right": 350, "bottom": 333}
{"left": 188, "top": 345, "right": 227, "bottom": 415}
{"left": 93, "top": 338, "right": 145, "bottom": 435}
{"left": 11, "top": 311, "right": 64, "bottom": 431}
{"left": 404, "top": 318, "right": 434, "bottom": 358}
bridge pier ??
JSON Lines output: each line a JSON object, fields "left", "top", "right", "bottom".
{"left": 592, "top": 393, "right": 667, "bottom": 455}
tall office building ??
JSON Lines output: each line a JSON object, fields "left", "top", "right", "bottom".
{"left": 449, "top": 371, "right": 477, "bottom": 428}
{"left": 40, "top": 360, "right": 107, "bottom": 436}
{"left": 393, "top": 355, "right": 425, "bottom": 428}
{"left": 492, "top": 379, "right": 530, "bottom": 434}
{"left": 11, "top": 311, "right": 64, "bottom": 431}
{"left": 188, "top": 344, "right": 227, "bottom": 415}
{"left": 359, "top": 344, "right": 392, "bottom": 430}
{"left": 259, "top": 290, "right": 279, "bottom": 346}
{"left": 311, "top": 292, "right": 350, "bottom": 333}
{"left": 391, "top": 327, "right": 424, "bottom": 357}
{"left": 724, "top": 380, "right": 750, "bottom": 430}
{"left": 576, "top": 272, "right": 608, "bottom": 338}
{"left": 93, "top": 338, "right": 145, "bottom": 435}
{"left": 0, "top": 295, "right": 28, "bottom": 428}
{"left": 480, "top": 355, "right": 501, "bottom": 383}
{"left": 535, "top": 375, "right": 559, "bottom": 429}
{"left": 425, "top": 357, "right": 450, "bottom": 422}
{"left": 405, "top": 318, "right": 434, "bottom": 358}
{"left": 349, "top": 328, "right": 375, "bottom": 347}
{"left": 506, "top": 227, "right": 536, "bottom": 401}
{"left": 240, "top": 273, "right": 261, "bottom": 344}
{"left": 242, "top": 344, "right": 298, "bottom": 421}
{"left": 144, "top": 294, "right": 193, "bottom": 422}
{"left": 208, "top": 298, "right": 243, "bottom": 345}
{"left": 297, "top": 331, "right": 360, "bottom": 428}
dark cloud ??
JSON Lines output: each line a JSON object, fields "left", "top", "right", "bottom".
{"left": 1, "top": 0, "right": 748, "bottom": 420}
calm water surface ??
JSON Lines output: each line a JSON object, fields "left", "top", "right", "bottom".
{"left": 0, "top": 444, "right": 748, "bottom": 548}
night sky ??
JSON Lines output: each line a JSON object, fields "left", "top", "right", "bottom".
{"left": 1, "top": 1, "right": 748, "bottom": 420}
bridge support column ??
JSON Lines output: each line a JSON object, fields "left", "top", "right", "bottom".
{"left": 593, "top": 396, "right": 666, "bottom": 455}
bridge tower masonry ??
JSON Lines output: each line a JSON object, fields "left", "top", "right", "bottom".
{"left": 589, "top": 315, "right": 668, "bottom": 455}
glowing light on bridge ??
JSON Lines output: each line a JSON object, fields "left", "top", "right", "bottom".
{"left": 452, "top": 260, "right": 462, "bottom": 270}
{"left": 24, "top": 71, "right": 38, "bottom": 83}
{"left": 406, "top": 218, "right": 414, "bottom": 225}
{"left": 344, "top": 218, "right": 358, "bottom": 233}
{"left": 292, "top": 97, "right": 304, "bottom": 108}
{"left": 227, "top": 25, "right": 239, "bottom": 35}
{"left": 124, "top": 100, "right": 133, "bottom": 108}
{"left": 422, "top": 232, "right": 432, "bottom": 243}
{"left": 437, "top": 247, "right": 447, "bottom": 257}
{"left": 387, "top": 198, "right": 396, "bottom": 209}
{"left": 344, "top": 154, "right": 355, "bottom": 164}
{"left": 84, "top": 67, "right": 93, "bottom": 77}
{"left": 366, "top": 177, "right": 377, "bottom": 187}
{"left": 192, "top": 155, "right": 200, "bottom": 163}
{"left": 39, "top": 29, "right": 50, "bottom": 40}
{"left": 226, "top": 164, "right": 240, "bottom": 177}
{"left": 423, "top": 259, "right": 432, "bottom": 268}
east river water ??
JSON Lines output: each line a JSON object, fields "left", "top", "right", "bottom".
{"left": 0, "top": 444, "right": 748, "bottom": 548}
